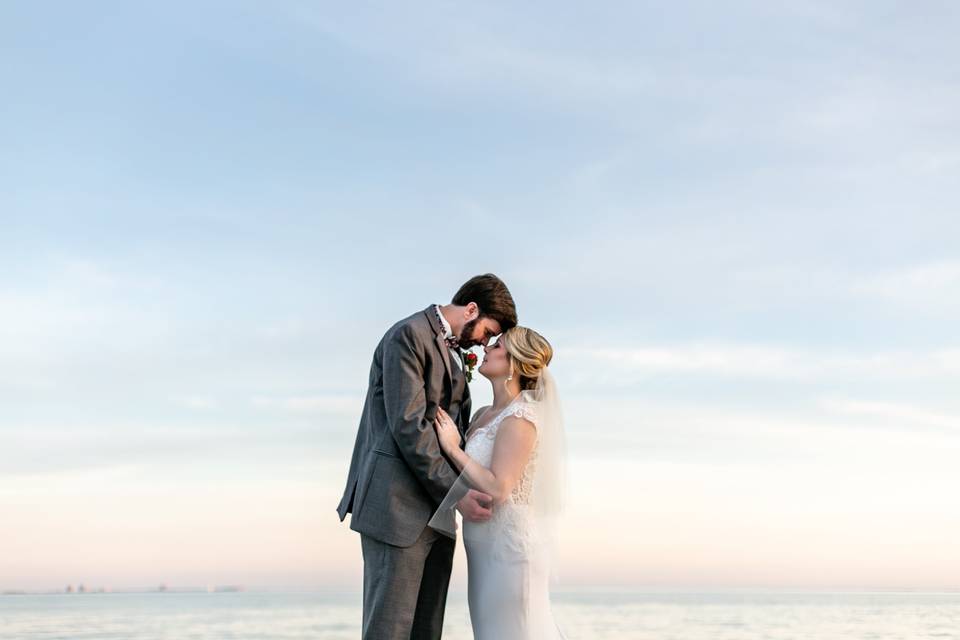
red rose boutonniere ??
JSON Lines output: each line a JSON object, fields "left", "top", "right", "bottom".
{"left": 462, "top": 351, "right": 479, "bottom": 382}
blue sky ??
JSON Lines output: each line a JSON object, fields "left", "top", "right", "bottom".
{"left": 2, "top": 2, "right": 959, "bottom": 591}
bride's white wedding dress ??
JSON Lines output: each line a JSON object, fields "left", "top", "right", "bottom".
{"left": 461, "top": 396, "right": 566, "bottom": 640}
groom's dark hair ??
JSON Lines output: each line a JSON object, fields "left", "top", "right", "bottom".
{"left": 452, "top": 273, "right": 518, "bottom": 331}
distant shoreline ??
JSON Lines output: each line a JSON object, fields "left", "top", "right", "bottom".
{"left": 4, "top": 586, "right": 960, "bottom": 597}
{"left": 2, "top": 586, "right": 246, "bottom": 596}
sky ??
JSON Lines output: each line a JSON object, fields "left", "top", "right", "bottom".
{"left": 1, "top": 1, "right": 959, "bottom": 592}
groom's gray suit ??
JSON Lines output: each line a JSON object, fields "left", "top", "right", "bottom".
{"left": 337, "top": 304, "right": 471, "bottom": 640}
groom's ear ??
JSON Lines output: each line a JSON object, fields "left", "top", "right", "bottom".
{"left": 464, "top": 301, "right": 480, "bottom": 321}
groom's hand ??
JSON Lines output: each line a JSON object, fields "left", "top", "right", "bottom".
{"left": 457, "top": 489, "right": 493, "bottom": 522}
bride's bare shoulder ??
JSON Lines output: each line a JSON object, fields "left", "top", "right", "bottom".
{"left": 505, "top": 401, "right": 538, "bottom": 429}
{"left": 495, "top": 414, "right": 538, "bottom": 454}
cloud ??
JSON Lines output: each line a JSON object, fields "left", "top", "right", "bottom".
{"left": 565, "top": 344, "right": 960, "bottom": 380}
{"left": 0, "top": 256, "right": 170, "bottom": 354}
{"left": 820, "top": 397, "right": 960, "bottom": 432}
{"left": 291, "top": 5, "right": 658, "bottom": 112}
{"left": 172, "top": 395, "right": 218, "bottom": 410}
{"left": 851, "top": 260, "right": 960, "bottom": 306}
{"left": 0, "top": 423, "right": 327, "bottom": 478}
{"left": 251, "top": 394, "right": 363, "bottom": 415}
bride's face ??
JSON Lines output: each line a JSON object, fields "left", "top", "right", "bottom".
{"left": 477, "top": 337, "right": 509, "bottom": 379}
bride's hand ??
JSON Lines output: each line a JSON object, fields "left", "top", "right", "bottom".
{"left": 433, "top": 407, "right": 461, "bottom": 453}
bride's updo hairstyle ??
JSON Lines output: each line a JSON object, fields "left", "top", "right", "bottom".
{"left": 500, "top": 326, "right": 553, "bottom": 392}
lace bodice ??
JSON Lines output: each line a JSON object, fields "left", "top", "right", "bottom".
{"left": 462, "top": 397, "right": 541, "bottom": 560}
{"left": 464, "top": 397, "right": 539, "bottom": 505}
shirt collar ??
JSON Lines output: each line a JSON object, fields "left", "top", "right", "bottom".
{"left": 434, "top": 304, "right": 453, "bottom": 339}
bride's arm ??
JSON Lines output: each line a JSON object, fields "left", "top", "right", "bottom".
{"left": 434, "top": 409, "right": 537, "bottom": 505}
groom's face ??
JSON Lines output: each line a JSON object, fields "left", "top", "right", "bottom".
{"left": 458, "top": 316, "right": 502, "bottom": 349}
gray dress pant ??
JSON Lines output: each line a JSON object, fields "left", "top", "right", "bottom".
{"left": 360, "top": 524, "right": 456, "bottom": 639}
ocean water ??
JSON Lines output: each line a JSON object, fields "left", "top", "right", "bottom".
{"left": 1, "top": 589, "right": 958, "bottom": 639}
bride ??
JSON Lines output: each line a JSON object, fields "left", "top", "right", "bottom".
{"left": 430, "top": 326, "right": 567, "bottom": 639}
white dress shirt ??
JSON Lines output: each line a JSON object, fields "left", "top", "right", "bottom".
{"left": 434, "top": 304, "right": 462, "bottom": 370}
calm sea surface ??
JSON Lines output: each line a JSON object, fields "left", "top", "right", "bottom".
{"left": 1, "top": 589, "right": 958, "bottom": 639}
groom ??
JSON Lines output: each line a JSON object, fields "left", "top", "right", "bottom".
{"left": 337, "top": 273, "right": 518, "bottom": 639}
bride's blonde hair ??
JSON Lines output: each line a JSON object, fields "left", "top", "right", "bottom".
{"left": 500, "top": 326, "right": 553, "bottom": 392}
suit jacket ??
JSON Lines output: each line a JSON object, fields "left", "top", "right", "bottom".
{"left": 336, "top": 304, "right": 472, "bottom": 547}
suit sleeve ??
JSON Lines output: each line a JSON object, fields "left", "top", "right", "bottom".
{"left": 381, "top": 324, "right": 458, "bottom": 504}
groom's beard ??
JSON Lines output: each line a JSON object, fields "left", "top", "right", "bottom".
{"left": 458, "top": 318, "right": 480, "bottom": 349}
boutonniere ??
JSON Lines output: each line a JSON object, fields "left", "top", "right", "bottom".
{"left": 462, "top": 351, "right": 479, "bottom": 382}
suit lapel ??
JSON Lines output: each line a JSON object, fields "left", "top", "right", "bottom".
{"left": 435, "top": 333, "right": 454, "bottom": 385}
{"left": 423, "top": 305, "right": 454, "bottom": 388}
{"left": 422, "top": 305, "right": 468, "bottom": 438}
